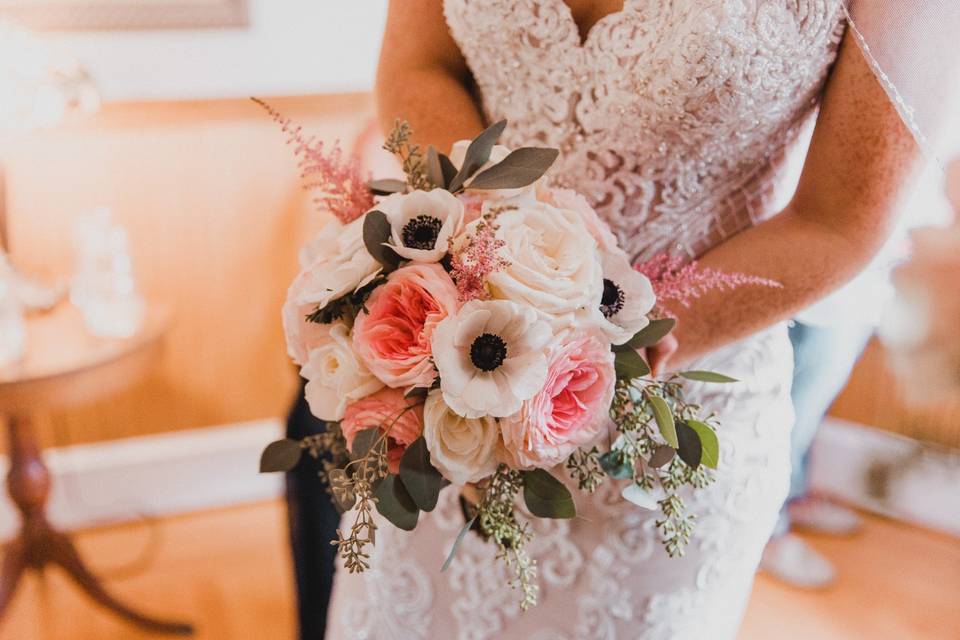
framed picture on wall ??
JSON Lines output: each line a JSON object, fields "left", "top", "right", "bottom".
{"left": 0, "top": 0, "right": 248, "bottom": 30}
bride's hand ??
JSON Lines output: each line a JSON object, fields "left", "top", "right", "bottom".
{"left": 644, "top": 333, "right": 679, "bottom": 377}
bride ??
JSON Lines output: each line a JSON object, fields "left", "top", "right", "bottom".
{"left": 325, "top": 1, "right": 931, "bottom": 638}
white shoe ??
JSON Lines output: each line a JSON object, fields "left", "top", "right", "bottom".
{"left": 790, "top": 496, "right": 862, "bottom": 536}
{"left": 760, "top": 534, "right": 836, "bottom": 590}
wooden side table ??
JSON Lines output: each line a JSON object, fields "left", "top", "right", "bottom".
{"left": 0, "top": 303, "right": 192, "bottom": 635}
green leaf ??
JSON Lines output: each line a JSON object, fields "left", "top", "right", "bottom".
{"left": 374, "top": 474, "right": 419, "bottom": 531}
{"left": 425, "top": 145, "right": 445, "bottom": 188}
{"left": 614, "top": 348, "right": 651, "bottom": 380}
{"left": 598, "top": 451, "right": 633, "bottom": 479}
{"left": 404, "top": 386, "right": 429, "bottom": 400}
{"left": 438, "top": 153, "right": 458, "bottom": 187}
{"left": 362, "top": 210, "right": 399, "bottom": 271}
{"left": 521, "top": 469, "right": 576, "bottom": 519}
{"left": 613, "top": 318, "right": 676, "bottom": 352}
{"left": 466, "top": 147, "right": 560, "bottom": 190}
{"left": 679, "top": 370, "right": 739, "bottom": 383}
{"left": 441, "top": 516, "right": 476, "bottom": 572}
{"left": 368, "top": 178, "right": 407, "bottom": 195}
{"left": 648, "top": 394, "right": 678, "bottom": 448}
{"left": 686, "top": 420, "right": 720, "bottom": 469}
{"left": 447, "top": 120, "right": 507, "bottom": 192}
{"left": 398, "top": 437, "right": 444, "bottom": 512}
{"left": 648, "top": 444, "right": 676, "bottom": 469}
{"left": 259, "top": 439, "right": 302, "bottom": 473}
{"left": 350, "top": 427, "right": 381, "bottom": 459}
{"left": 621, "top": 482, "right": 659, "bottom": 510}
{"left": 675, "top": 421, "right": 703, "bottom": 470}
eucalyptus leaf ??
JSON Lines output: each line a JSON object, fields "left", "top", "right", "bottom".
{"left": 327, "top": 468, "right": 357, "bottom": 512}
{"left": 362, "top": 210, "right": 400, "bottom": 271}
{"left": 614, "top": 348, "right": 651, "bottom": 380}
{"left": 259, "top": 439, "right": 302, "bottom": 473}
{"left": 648, "top": 394, "right": 678, "bottom": 448}
{"left": 621, "top": 482, "right": 660, "bottom": 510}
{"left": 441, "top": 516, "right": 476, "bottom": 572}
{"left": 398, "top": 437, "right": 444, "bottom": 512}
{"left": 466, "top": 147, "right": 560, "bottom": 190}
{"left": 648, "top": 444, "right": 676, "bottom": 469}
{"left": 350, "top": 427, "right": 381, "bottom": 460}
{"left": 675, "top": 421, "right": 703, "bottom": 470}
{"left": 438, "top": 153, "right": 458, "bottom": 187}
{"left": 679, "top": 370, "right": 739, "bottom": 383}
{"left": 613, "top": 318, "right": 677, "bottom": 352}
{"left": 373, "top": 474, "right": 419, "bottom": 531}
{"left": 686, "top": 420, "right": 720, "bottom": 469}
{"left": 521, "top": 469, "right": 576, "bottom": 519}
{"left": 599, "top": 451, "right": 633, "bottom": 479}
{"left": 447, "top": 119, "right": 507, "bottom": 192}
{"left": 425, "top": 145, "right": 445, "bottom": 188}
{"left": 368, "top": 178, "right": 407, "bottom": 195}
{"left": 405, "top": 386, "right": 429, "bottom": 400}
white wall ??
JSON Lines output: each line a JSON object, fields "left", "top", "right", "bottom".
{"left": 44, "top": 1, "right": 389, "bottom": 102}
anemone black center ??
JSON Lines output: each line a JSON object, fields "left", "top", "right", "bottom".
{"left": 470, "top": 333, "right": 508, "bottom": 372}
{"left": 600, "top": 278, "right": 625, "bottom": 318}
{"left": 401, "top": 214, "right": 443, "bottom": 250}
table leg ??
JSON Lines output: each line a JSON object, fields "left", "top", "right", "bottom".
{"left": 1, "top": 415, "right": 193, "bottom": 635}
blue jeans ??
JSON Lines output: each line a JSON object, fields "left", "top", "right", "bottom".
{"left": 772, "top": 320, "right": 874, "bottom": 538}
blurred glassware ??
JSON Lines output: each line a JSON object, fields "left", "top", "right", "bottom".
{"left": 69, "top": 208, "right": 144, "bottom": 338}
{"left": 0, "top": 274, "right": 26, "bottom": 367}
{"left": 0, "top": 19, "right": 100, "bottom": 133}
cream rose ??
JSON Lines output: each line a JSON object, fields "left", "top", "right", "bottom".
{"left": 422, "top": 390, "right": 500, "bottom": 485}
{"left": 487, "top": 203, "right": 604, "bottom": 318}
{"left": 290, "top": 216, "right": 382, "bottom": 312}
{"left": 301, "top": 322, "right": 384, "bottom": 421}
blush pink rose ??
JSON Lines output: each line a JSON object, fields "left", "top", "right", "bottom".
{"left": 353, "top": 263, "right": 459, "bottom": 389}
{"left": 341, "top": 387, "right": 424, "bottom": 474}
{"left": 501, "top": 330, "right": 615, "bottom": 469}
{"left": 540, "top": 187, "right": 619, "bottom": 253}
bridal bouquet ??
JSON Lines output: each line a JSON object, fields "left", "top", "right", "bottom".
{"left": 257, "top": 103, "right": 775, "bottom": 609}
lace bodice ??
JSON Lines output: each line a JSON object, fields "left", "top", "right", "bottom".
{"left": 444, "top": 0, "right": 846, "bottom": 260}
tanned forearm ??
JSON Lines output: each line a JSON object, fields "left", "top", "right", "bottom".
{"left": 669, "top": 33, "right": 924, "bottom": 368}
{"left": 376, "top": 0, "right": 486, "bottom": 153}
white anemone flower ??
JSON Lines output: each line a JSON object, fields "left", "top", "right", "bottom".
{"left": 379, "top": 189, "right": 464, "bottom": 263}
{"left": 431, "top": 299, "right": 552, "bottom": 419}
{"left": 581, "top": 249, "right": 657, "bottom": 345}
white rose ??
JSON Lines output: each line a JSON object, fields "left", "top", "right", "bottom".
{"left": 449, "top": 140, "right": 538, "bottom": 204}
{"left": 293, "top": 216, "right": 382, "bottom": 311}
{"left": 422, "top": 389, "right": 500, "bottom": 485}
{"left": 301, "top": 322, "right": 384, "bottom": 421}
{"left": 487, "top": 202, "right": 604, "bottom": 318}
{"left": 379, "top": 189, "right": 464, "bottom": 263}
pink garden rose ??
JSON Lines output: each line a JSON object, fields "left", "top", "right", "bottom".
{"left": 501, "top": 329, "right": 615, "bottom": 468}
{"left": 341, "top": 387, "right": 424, "bottom": 474}
{"left": 353, "top": 263, "right": 459, "bottom": 388}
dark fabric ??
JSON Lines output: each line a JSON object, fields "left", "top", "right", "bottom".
{"left": 285, "top": 385, "right": 340, "bottom": 640}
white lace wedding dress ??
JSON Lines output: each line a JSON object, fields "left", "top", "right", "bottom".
{"left": 327, "top": 1, "right": 847, "bottom": 638}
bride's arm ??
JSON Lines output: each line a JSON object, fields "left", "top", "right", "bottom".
{"left": 376, "top": 0, "right": 485, "bottom": 153}
{"left": 667, "top": 33, "right": 924, "bottom": 369}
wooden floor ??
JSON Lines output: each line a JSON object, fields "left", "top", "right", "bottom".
{"left": 1, "top": 501, "right": 957, "bottom": 640}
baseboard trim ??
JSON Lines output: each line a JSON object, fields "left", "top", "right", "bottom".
{"left": 0, "top": 419, "right": 285, "bottom": 542}
{"left": 1, "top": 416, "right": 957, "bottom": 541}
{"left": 809, "top": 417, "right": 960, "bottom": 536}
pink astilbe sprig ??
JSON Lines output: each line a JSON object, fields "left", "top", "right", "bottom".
{"left": 449, "top": 220, "right": 510, "bottom": 302}
{"left": 253, "top": 97, "right": 373, "bottom": 223}
{"left": 636, "top": 254, "right": 781, "bottom": 314}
